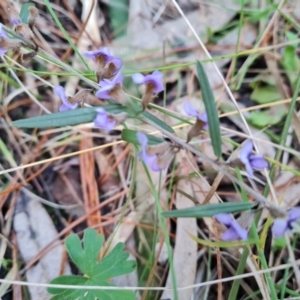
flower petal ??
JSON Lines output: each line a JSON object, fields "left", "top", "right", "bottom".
{"left": 94, "top": 108, "right": 115, "bottom": 130}
{"left": 221, "top": 227, "right": 241, "bottom": 241}
{"left": 54, "top": 86, "right": 78, "bottom": 111}
{"left": 288, "top": 207, "right": 300, "bottom": 223}
{"left": 0, "top": 48, "right": 7, "bottom": 56}
{"left": 132, "top": 73, "right": 145, "bottom": 85}
{"left": 272, "top": 218, "right": 288, "bottom": 238}
{"left": 244, "top": 161, "right": 254, "bottom": 178}
{"left": 112, "top": 70, "right": 124, "bottom": 85}
{"left": 107, "top": 56, "right": 123, "bottom": 72}
{"left": 0, "top": 23, "right": 8, "bottom": 39}
{"left": 184, "top": 102, "right": 201, "bottom": 118}
{"left": 95, "top": 79, "right": 115, "bottom": 99}
{"left": 249, "top": 154, "right": 268, "bottom": 170}
{"left": 215, "top": 213, "right": 234, "bottom": 227}
{"left": 136, "top": 132, "right": 160, "bottom": 169}
{"left": 137, "top": 132, "right": 148, "bottom": 148}
{"left": 230, "top": 220, "right": 248, "bottom": 241}
{"left": 146, "top": 71, "right": 164, "bottom": 93}
{"left": 240, "top": 140, "right": 253, "bottom": 165}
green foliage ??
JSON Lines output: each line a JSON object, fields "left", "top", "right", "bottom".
{"left": 196, "top": 61, "right": 222, "bottom": 157}
{"left": 162, "top": 202, "right": 254, "bottom": 218}
{"left": 248, "top": 107, "right": 286, "bottom": 128}
{"left": 19, "top": 3, "right": 35, "bottom": 24}
{"left": 44, "top": 0, "right": 92, "bottom": 73}
{"left": 122, "top": 129, "right": 164, "bottom": 145}
{"left": 47, "top": 228, "right": 136, "bottom": 300}
{"left": 250, "top": 86, "right": 280, "bottom": 104}
{"left": 108, "top": 0, "right": 129, "bottom": 38}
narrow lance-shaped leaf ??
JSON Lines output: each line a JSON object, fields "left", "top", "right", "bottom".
{"left": 162, "top": 202, "right": 254, "bottom": 218}
{"left": 196, "top": 60, "right": 222, "bottom": 157}
{"left": 12, "top": 103, "right": 133, "bottom": 129}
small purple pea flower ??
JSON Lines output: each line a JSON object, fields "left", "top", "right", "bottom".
{"left": 94, "top": 108, "right": 116, "bottom": 130}
{"left": 240, "top": 140, "right": 268, "bottom": 178}
{"left": 95, "top": 71, "right": 126, "bottom": 104}
{"left": 84, "top": 47, "right": 122, "bottom": 80}
{"left": 184, "top": 102, "right": 208, "bottom": 129}
{"left": 132, "top": 71, "right": 164, "bottom": 109}
{"left": 54, "top": 86, "right": 78, "bottom": 112}
{"left": 215, "top": 213, "right": 248, "bottom": 241}
{"left": 132, "top": 71, "right": 164, "bottom": 93}
{"left": 272, "top": 207, "right": 300, "bottom": 238}
{"left": 137, "top": 132, "right": 164, "bottom": 172}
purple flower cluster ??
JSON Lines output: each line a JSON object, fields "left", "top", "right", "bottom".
{"left": 214, "top": 206, "right": 300, "bottom": 241}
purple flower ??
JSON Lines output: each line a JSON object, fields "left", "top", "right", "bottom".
{"left": 132, "top": 71, "right": 164, "bottom": 94}
{"left": 215, "top": 213, "right": 248, "bottom": 241}
{"left": 84, "top": 47, "right": 122, "bottom": 78}
{"left": 94, "top": 108, "right": 116, "bottom": 130}
{"left": 272, "top": 207, "right": 300, "bottom": 238}
{"left": 137, "top": 132, "right": 163, "bottom": 172}
{"left": 54, "top": 86, "right": 78, "bottom": 112}
{"left": 95, "top": 71, "right": 124, "bottom": 100}
{"left": 184, "top": 102, "right": 208, "bottom": 129}
{"left": 240, "top": 140, "right": 268, "bottom": 177}
{"left": 0, "top": 23, "right": 8, "bottom": 56}
{"left": 11, "top": 18, "right": 21, "bottom": 26}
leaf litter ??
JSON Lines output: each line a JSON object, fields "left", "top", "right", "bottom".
{"left": 1, "top": 1, "right": 300, "bottom": 300}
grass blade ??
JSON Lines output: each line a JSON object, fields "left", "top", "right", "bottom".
{"left": 196, "top": 60, "right": 222, "bottom": 157}
{"left": 162, "top": 202, "right": 253, "bottom": 218}
{"left": 43, "top": 0, "right": 92, "bottom": 73}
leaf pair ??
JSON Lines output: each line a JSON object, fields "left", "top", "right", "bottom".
{"left": 47, "top": 228, "right": 136, "bottom": 300}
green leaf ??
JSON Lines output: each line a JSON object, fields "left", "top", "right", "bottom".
{"left": 248, "top": 107, "right": 286, "bottom": 127}
{"left": 108, "top": 0, "right": 128, "bottom": 38}
{"left": 66, "top": 228, "right": 103, "bottom": 276}
{"left": 128, "top": 102, "right": 175, "bottom": 133}
{"left": 48, "top": 228, "right": 136, "bottom": 300}
{"left": 250, "top": 86, "right": 281, "bottom": 104}
{"left": 12, "top": 107, "right": 97, "bottom": 128}
{"left": 19, "top": 3, "right": 35, "bottom": 24}
{"left": 162, "top": 202, "right": 254, "bottom": 218}
{"left": 122, "top": 129, "right": 165, "bottom": 145}
{"left": 283, "top": 45, "right": 297, "bottom": 71}
{"left": 44, "top": 0, "right": 92, "bottom": 73}
{"left": 47, "top": 275, "right": 87, "bottom": 295}
{"left": 12, "top": 103, "right": 132, "bottom": 129}
{"left": 196, "top": 61, "right": 222, "bottom": 157}
{"left": 142, "top": 110, "right": 175, "bottom": 133}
